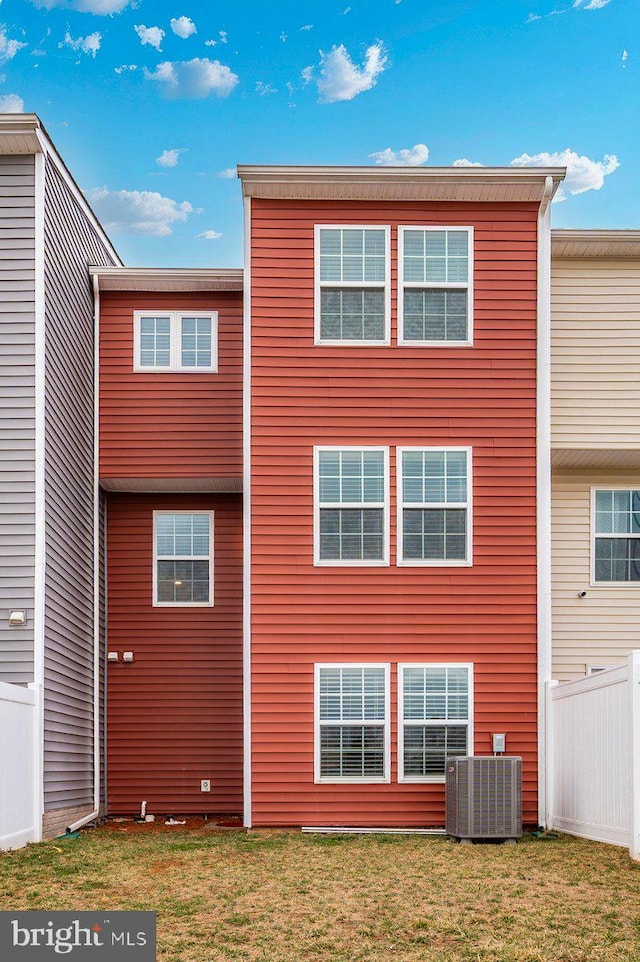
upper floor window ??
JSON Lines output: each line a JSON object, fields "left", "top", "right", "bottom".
{"left": 314, "top": 447, "right": 389, "bottom": 566}
{"left": 153, "top": 511, "right": 214, "bottom": 606}
{"left": 134, "top": 311, "right": 218, "bottom": 372}
{"left": 398, "top": 227, "right": 473, "bottom": 346}
{"left": 593, "top": 489, "right": 640, "bottom": 583}
{"left": 398, "top": 447, "right": 472, "bottom": 565}
{"left": 314, "top": 226, "right": 390, "bottom": 345}
{"left": 398, "top": 664, "right": 472, "bottom": 781}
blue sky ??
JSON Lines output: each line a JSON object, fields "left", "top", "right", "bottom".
{"left": 0, "top": 0, "right": 636, "bottom": 267}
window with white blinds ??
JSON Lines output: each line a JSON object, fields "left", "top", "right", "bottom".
{"left": 315, "top": 226, "right": 390, "bottom": 344}
{"left": 399, "top": 664, "right": 472, "bottom": 781}
{"left": 399, "top": 227, "right": 473, "bottom": 345}
{"left": 593, "top": 488, "right": 640, "bottom": 582}
{"left": 315, "top": 665, "right": 390, "bottom": 782}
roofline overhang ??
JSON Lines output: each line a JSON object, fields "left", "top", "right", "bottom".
{"left": 90, "top": 266, "right": 244, "bottom": 293}
{"left": 237, "top": 164, "right": 566, "bottom": 204}
{"left": 552, "top": 228, "right": 640, "bottom": 258}
{"left": 0, "top": 113, "right": 121, "bottom": 265}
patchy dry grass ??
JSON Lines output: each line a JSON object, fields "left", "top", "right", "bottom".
{"left": 2, "top": 827, "right": 640, "bottom": 961}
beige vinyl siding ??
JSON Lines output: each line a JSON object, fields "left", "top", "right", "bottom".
{"left": 551, "top": 258, "right": 640, "bottom": 449}
{"left": 552, "top": 468, "right": 640, "bottom": 681}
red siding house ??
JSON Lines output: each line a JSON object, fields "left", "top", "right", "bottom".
{"left": 93, "top": 166, "right": 564, "bottom": 831}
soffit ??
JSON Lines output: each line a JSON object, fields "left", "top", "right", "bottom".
{"left": 91, "top": 268, "right": 244, "bottom": 293}
{"left": 552, "top": 230, "right": 640, "bottom": 259}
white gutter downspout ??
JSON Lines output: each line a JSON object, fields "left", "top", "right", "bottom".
{"left": 537, "top": 175, "right": 554, "bottom": 829}
{"left": 66, "top": 272, "right": 102, "bottom": 836}
{"left": 32, "top": 148, "right": 46, "bottom": 843}
{"left": 242, "top": 195, "right": 252, "bottom": 828}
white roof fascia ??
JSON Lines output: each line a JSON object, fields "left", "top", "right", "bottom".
{"left": 552, "top": 229, "right": 640, "bottom": 259}
{"left": 90, "top": 267, "right": 244, "bottom": 293}
{"left": 237, "top": 165, "right": 566, "bottom": 204}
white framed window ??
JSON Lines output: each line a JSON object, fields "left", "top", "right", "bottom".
{"left": 134, "top": 311, "right": 218, "bottom": 372}
{"left": 398, "top": 663, "right": 473, "bottom": 782}
{"left": 314, "top": 664, "right": 390, "bottom": 783}
{"left": 397, "top": 447, "right": 472, "bottom": 566}
{"left": 398, "top": 227, "right": 473, "bottom": 346}
{"left": 314, "top": 225, "right": 391, "bottom": 345}
{"left": 592, "top": 488, "right": 640, "bottom": 584}
{"left": 153, "top": 511, "right": 214, "bottom": 606}
{"left": 314, "top": 446, "right": 389, "bottom": 566}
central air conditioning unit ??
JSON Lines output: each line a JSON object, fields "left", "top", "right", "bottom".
{"left": 445, "top": 756, "right": 522, "bottom": 842}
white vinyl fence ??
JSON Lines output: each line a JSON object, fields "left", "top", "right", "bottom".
{"left": 548, "top": 650, "right": 640, "bottom": 860}
{"left": 0, "top": 681, "right": 38, "bottom": 849}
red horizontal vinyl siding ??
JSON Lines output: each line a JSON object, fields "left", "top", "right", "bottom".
{"left": 106, "top": 493, "right": 243, "bottom": 815}
{"left": 99, "top": 291, "right": 242, "bottom": 479}
{"left": 250, "top": 198, "right": 539, "bottom": 828}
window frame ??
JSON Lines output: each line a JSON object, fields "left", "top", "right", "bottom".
{"left": 313, "top": 445, "right": 390, "bottom": 567}
{"left": 590, "top": 485, "right": 640, "bottom": 586}
{"left": 396, "top": 446, "right": 473, "bottom": 567}
{"left": 133, "top": 310, "right": 218, "bottom": 373}
{"left": 397, "top": 662, "right": 473, "bottom": 784}
{"left": 314, "top": 662, "right": 391, "bottom": 784}
{"left": 397, "top": 226, "right": 474, "bottom": 347}
{"left": 152, "top": 509, "right": 215, "bottom": 607}
{"left": 314, "top": 224, "right": 391, "bottom": 346}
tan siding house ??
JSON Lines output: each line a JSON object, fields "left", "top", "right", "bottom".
{"left": 551, "top": 231, "right": 640, "bottom": 680}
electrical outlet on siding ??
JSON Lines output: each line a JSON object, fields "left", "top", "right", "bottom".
{"left": 200, "top": 779, "right": 211, "bottom": 792}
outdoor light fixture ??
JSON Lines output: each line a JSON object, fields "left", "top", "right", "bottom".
{"left": 8, "top": 610, "right": 26, "bottom": 627}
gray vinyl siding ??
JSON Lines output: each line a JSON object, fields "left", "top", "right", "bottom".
{"left": 43, "top": 157, "right": 115, "bottom": 812}
{"left": 0, "top": 155, "right": 36, "bottom": 685}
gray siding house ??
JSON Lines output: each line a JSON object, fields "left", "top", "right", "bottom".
{"left": 0, "top": 115, "right": 119, "bottom": 845}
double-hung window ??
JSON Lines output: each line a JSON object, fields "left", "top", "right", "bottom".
{"left": 593, "top": 488, "right": 640, "bottom": 583}
{"left": 153, "top": 511, "right": 214, "bottom": 606}
{"left": 315, "top": 664, "right": 390, "bottom": 782}
{"left": 315, "top": 226, "right": 390, "bottom": 345}
{"left": 398, "top": 664, "right": 472, "bottom": 781}
{"left": 398, "top": 227, "right": 473, "bottom": 345}
{"left": 398, "top": 447, "right": 472, "bottom": 565}
{"left": 315, "top": 447, "right": 389, "bottom": 565}
{"left": 134, "top": 311, "right": 217, "bottom": 372}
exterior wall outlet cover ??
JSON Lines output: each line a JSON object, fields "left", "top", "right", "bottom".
{"left": 201, "top": 779, "right": 211, "bottom": 792}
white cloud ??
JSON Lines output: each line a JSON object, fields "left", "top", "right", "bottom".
{"left": 369, "top": 143, "right": 429, "bottom": 166}
{"left": 256, "top": 80, "right": 277, "bottom": 95}
{"left": 300, "top": 24, "right": 313, "bottom": 31}
{"left": 170, "top": 16, "right": 197, "bottom": 39}
{"left": 145, "top": 58, "right": 239, "bottom": 99}
{"left": 0, "top": 26, "right": 27, "bottom": 64}
{"left": 197, "top": 230, "right": 222, "bottom": 240}
{"left": 453, "top": 158, "right": 485, "bottom": 167}
{"left": 622, "top": 49, "right": 628, "bottom": 67}
{"left": 204, "top": 39, "right": 217, "bottom": 46}
{"left": 280, "top": 31, "right": 287, "bottom": 42}
{"left": 156, "top": 148, "right": 187, "bottom": 168}
{"left": 301, "top": 65, "right": 313, "bottom": 85}
{"left": 0, "top": 93, "right": 23, "bottom": 112}
{"left": 341, "top": 6, "right": 351, "bottom": 14}
{"left": 218, "top": 30, "right": 228, "bottom": 43}
{"left": 86, "top": 186, "right": 194, "bottom": 236}
{"left": 573, "top": 0, "right": 612, "bottom": 8}
{"left": 217, "top": 168, "right": 235, "bottom": 178}
{"left": 31, "top": 0, "right": 132, "bottom": 11}
{"left": 60, "top": 30, "right": 101, "bottom": 57}
{"left": 315, "top": 41, "right": 388, "bottom": 103}
{"left": 510, "top": 148, "right": 620, "bottom": 201}
{"left": 115, "top": 63, "right": 137, "bottom": 73}
{"left": 135, "top": 25, "right": 164, "bottom": 51}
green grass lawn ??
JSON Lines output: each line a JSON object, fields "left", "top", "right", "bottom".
{"left": 2, "top": 826, "right": 640, "bottom": 961}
